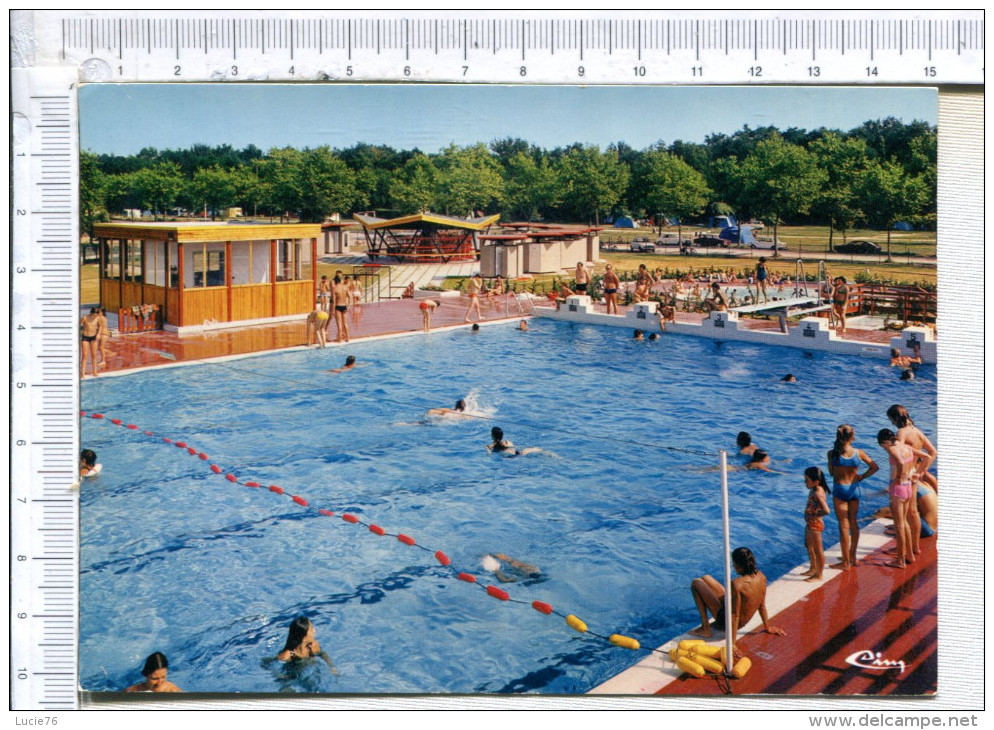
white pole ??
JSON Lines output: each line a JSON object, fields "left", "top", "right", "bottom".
{"left": 720, "top": 449, "right": 734, "bottom": 674}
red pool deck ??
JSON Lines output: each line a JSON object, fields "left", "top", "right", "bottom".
{"left": 589, "top": 521, "right": 936, "bottom": 697}
{"left": 658, "top": 538, "right": 936, "bottom": 696}
{"left": 88, "top": 295, "right": 893, "bottom": 375}
{"left": 85, "top": 295, "right": 529, "bottom": 374}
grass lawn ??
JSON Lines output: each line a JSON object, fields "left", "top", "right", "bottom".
{"left": 600, "top": 253, "right": 936, "bottom": 289}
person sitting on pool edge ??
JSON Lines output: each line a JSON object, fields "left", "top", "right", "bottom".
{"left": 487, "top": 427, "right": 540, "bottom": 457}
{"left": 689, "top": 547, "right": 785, "bottom": 653}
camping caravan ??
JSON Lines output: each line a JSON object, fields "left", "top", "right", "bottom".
{"left": 709, "top": 215, "right": 737, "bottom": 231}
{"left": 718, "top": 223, "right": 760, "bottom": 247}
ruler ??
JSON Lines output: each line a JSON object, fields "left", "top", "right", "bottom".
{"left": 7, "top": 8, "right": 983, "bottom": 712}
{"left": 22, "top": 10, "right": 986, "bottom": 84}
{"left": 10, "top": 67, "right": 80, "bottom": 711}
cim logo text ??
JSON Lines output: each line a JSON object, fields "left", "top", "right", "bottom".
{"left": 844, "top": 649, "right": 906, "bottom": 674}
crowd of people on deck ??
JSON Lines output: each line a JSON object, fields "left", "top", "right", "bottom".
{"left": 688, "top": 401, "right": 938, "bottom": 656}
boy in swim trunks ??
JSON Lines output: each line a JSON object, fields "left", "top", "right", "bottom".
{"left": 602, "top": 264, "right": 621, "bottom": 314}
{"left": 80, "top": 307, "right": 103, "bottom": 378}
{"left": 331, "top": 276, "right": 350, "bottom": 343}
{"left": 688, "top": 547, "right": 785, "bottom": 653}
{"left": 574, "top": 262, "right": 590, "bottom": 293}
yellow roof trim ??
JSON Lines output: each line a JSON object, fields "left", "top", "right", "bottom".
{"left": 354, "top": 213, "right": 500, "bottom": 231}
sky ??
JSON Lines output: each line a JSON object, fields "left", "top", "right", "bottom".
{"left": 79, "top": 84, "right": 936, "bottom": 156}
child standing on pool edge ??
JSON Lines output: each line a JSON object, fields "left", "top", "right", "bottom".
{"left": 801, "top": 467, "right": 831, "bottom": 582}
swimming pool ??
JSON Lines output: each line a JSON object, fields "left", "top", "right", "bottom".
{"left": 79, "top": 320, "right": 937, "bottom": 694}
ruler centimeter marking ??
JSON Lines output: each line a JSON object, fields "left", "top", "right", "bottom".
{"left": 11, "top": 67, "right": 80, "bottom": 711}
{"left": 8, "top": 8, "right": 981, "bottom": 711}
{"left": 40, "top": 12, "right": 985, "bottom": 84}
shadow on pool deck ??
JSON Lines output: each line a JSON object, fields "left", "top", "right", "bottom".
{"left": 86, "top": 297, "right": 895, "bottom": 376}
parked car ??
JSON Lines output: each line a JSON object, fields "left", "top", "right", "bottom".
{"left": 750, "top": 238, "right": 788, "bottom": 251}
{"left": 655, "top": 232, "right": 693, "bottom": 247}
{"left": 693, "top": 234, "right": 726, "bottom": 248}
{"left": 629, "top": 240, "right": 656, "bottom": 253}
{"left": 833, "top": 239, "right": 881, "bottom": 254}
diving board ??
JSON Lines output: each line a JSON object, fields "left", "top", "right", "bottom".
{"left": 732, "top": 296, "right": 827, "bottom": 315}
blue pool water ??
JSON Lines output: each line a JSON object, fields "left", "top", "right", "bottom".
{"left": 79, "top": 320, "right": 936, "bottom": 694}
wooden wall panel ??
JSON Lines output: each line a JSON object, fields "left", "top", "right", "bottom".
{"left": 230, "top": 284, "right": 273, "bottom": 321}
{"left": 120, "top": 281, "right": 144, "bottom": 308}
{"left": 181, "top": 288, "right": 228, "bottom": 326}
{"left": 166, "top": 289, "right": 181, "bottom": 326}
{"left": 275, "top": 281, "right": 313, "bottom": 317}
{"left": 100, "top": 280, "right": 121, "bottom": 310}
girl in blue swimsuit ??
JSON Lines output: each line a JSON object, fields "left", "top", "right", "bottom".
{"left": 827, "top": 424, "right": 879, "bottom": 571}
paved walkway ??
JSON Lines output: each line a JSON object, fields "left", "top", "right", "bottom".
{"left": 88, "top": 294, "right": 533, "bottom": 374}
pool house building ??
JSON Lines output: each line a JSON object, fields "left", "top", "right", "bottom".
{"left": 93, "top": 222, "right": 322, "bottom": 333}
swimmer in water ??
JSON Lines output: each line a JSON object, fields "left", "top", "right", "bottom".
{"left": 275, "top": 616, "right": 337, "bottom": 672}
{"left": 745, "top": 449, "right": 773, "bottom": 472}
{"left": 781, "top": 373, "right": 797, "bottom": 382}
{"left": 736, "top": 431, "right": 758, "bottom": 457}
{"left": 325, "top": 355, "right": 357, "bottom": 374}
{"left": 487, "top": 427, "right": 541, "bottom": 457}
{"left": 426, "top": 399, "right": 470, "bottom": 418}
{"left": 633, "top": 329, "right": 645, "bottom": 341}
{"left": 79, "top": 448, "right": 101, "bottom": 478}
{"left": 518, "top": 320, "right": 528, "bottom": 331}
{"left": 482, "top": 553, "right": 541, "bottom": 583}
{"left": 890, "top": 344, "right": 922, "bottom": 369}
{"left": 125, "top": 652, "right": 182, "bottom": 693}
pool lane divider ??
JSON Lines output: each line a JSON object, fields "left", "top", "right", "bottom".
{"left": 82, "top": 411, "right": 660, "bottom": 659}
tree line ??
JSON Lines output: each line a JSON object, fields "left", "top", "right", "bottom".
{"left": 81, "top": 117, "right": 935, "bottom": 250}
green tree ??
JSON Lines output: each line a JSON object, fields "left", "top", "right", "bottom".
{"left": 254, "top": 148, "right": 306, "bottom": 221}
{"left": 502, "top": 151, "right": 558, "bottom": 221}
{"left": 79, "top": 150, "right": 106, "bottom": 239}
{"left": 732, "top": 135, "right": 826, "bottom": 256}
{"left": 130, "top": 162, "right": 185, "bottom": 219}
{"left": 554, "top": 145, "right": 630, "bottom": 224}
{"left": 186, "top": 165, "right": 241, "bottom": 219}
{"left": 634, "top": 149, "right": 711, "bottom": 239}
{"left": 389, "top": 154, "right": 440, "bottom": 214}
{"left": 809, "top": 133, "right": 872, "bottom": 251}
{"left": 299, "top": 147, "right": 357, "bottom": 223}
{"left": 854, "top": 160, "right": 929, "bottom": 260}
{"left": 434, "top": 143, "right": 504, "bottom": 216}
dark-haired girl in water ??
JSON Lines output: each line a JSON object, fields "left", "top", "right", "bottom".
{"left": 125, "top": 652, "right": 182, "bottom": 692}
{"left": 276, "top": 617, "right": 337, "bottom": 672}
{"left": 487, "top": 427, "right": 541, "bottom": 456}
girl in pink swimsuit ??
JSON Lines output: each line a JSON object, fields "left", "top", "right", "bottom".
{"left": 877, "top": 429, "right": 919, "bottom": 568}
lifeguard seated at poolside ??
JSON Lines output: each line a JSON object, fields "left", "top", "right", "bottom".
{"left": 689, "top": 547, "right": 785, "bottom": 654}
